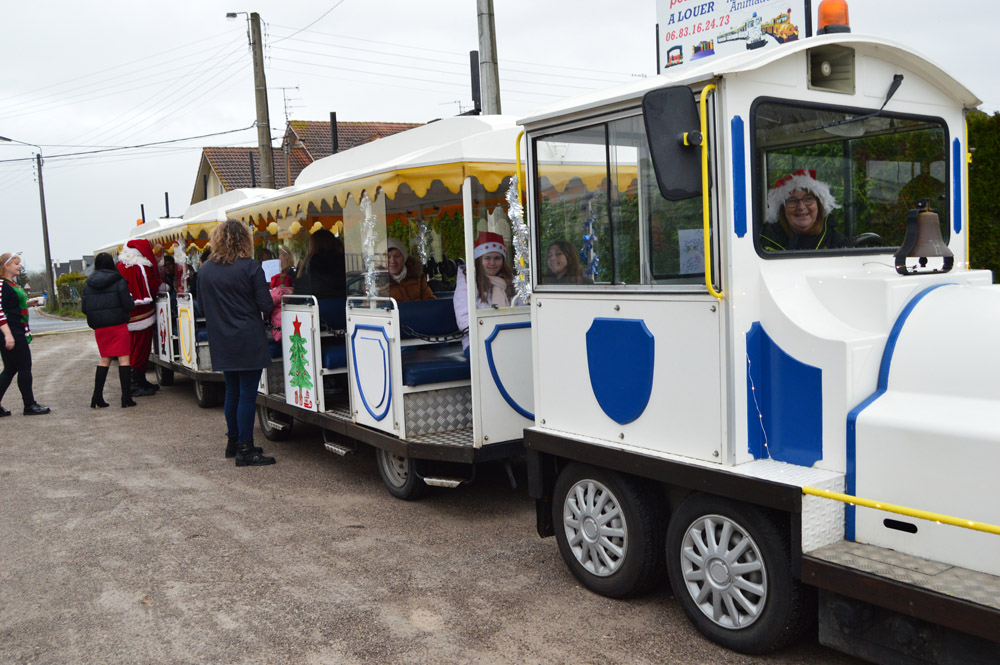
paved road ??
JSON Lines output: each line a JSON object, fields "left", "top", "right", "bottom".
{"left": 28, "top": 307, "right": 90, "bottom": 335}
{"left": 0, "top": 331, "right": 864, "bottom": 665}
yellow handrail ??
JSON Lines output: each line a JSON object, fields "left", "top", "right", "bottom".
{"left": 699, "top": 84, "right": 723, "bottom": 300}
{"left": 515, "top": 130, "right": 526, "bottom": 207}
{"left": 802, "top": 486, "right": 1000, "bottom": 536}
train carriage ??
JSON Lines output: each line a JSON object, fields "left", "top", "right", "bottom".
{"left": 232, "top": 116, "right": 534, "bottom": 499}
{"left": 140, "top": 189, "right": 275, "bottom": 405}
{"left": 519, "top": 6, "right": 1000, "bottom": 663}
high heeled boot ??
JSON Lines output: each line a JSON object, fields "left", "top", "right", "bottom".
{"left": 90, "top": 366, "right": 110, "bottom": 408}
{"left": 119, "top": 366, "right": 137, "bottom": 408}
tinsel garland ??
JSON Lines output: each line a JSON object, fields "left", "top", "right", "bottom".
{"left": 416, "top": 214, "right": 430, "bottom": 265}
{"left": 507, "top": 175, "right": 532, "bottom": 303}
{"left": 580, "top": 194, "right": 600, "bottom": 277}
{"left": 360, "top": 193, "right": 379, "bottom": 298}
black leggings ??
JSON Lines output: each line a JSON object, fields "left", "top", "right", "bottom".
{"left": 0, "top": 336, "right": 34, "bottom": 408}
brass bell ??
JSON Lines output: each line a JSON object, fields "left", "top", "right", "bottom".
{"left": 894, "top": 200, "right": 954, "bottom": 275}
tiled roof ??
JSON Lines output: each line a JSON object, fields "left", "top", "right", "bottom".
{"left": 200, "top": 145, "right": 312, "bottom": 193}
{"left": 286, "top": 120, "right": 423, "bottom": 160}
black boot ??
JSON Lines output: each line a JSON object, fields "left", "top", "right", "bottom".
{"left": 226, "top": 437, "right": 262, "bottom": 459}
{"left": 120, "top": 366, "right": 137, "bottom": 407}
{"left": 235, "top": 441, "right": 275, "bottom": 467}
{"left": 131, "top": 368, "right": 155, "bottom": 397}
{"left": 91, "top": 366, "right": 110, "bottom": 408}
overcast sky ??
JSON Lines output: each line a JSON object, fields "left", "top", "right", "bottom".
{"left": 1, "top": 0, "right": 996, "bottom": 272}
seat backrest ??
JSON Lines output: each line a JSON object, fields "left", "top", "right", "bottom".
{"left": 317, "top": 297, "right": 347, "bottom": 330}
{"left": 398, "top": 296, "right": 458, "bottom": 337}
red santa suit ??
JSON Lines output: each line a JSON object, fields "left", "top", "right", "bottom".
{"left": 117, "top": 239, "right": 162, "bottom": 375}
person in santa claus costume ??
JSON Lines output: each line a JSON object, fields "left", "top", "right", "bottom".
{"left": 117, "top": 239, "right": 163, "bottom": 397}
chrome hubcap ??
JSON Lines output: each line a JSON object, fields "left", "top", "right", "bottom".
{"left": 563, "top": 479, "right": 627, "bottom": 577}
{"left": 679, "top": 514, "right": 767, "bottom": 629}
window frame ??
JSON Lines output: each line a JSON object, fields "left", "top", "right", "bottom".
{"left": 529, "top": 106, "right": 719, "bottom": 294}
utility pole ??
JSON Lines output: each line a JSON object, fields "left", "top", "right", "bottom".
{"left": 35, "top": 153, "right": 59, "bottom": 309}
{"left": 476, "top": 0, "right": 502, "bottom": 114}
{"left": 250, "top": 12, "right": 275, "bottom": 189}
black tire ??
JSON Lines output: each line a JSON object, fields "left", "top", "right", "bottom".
{"left": 665, "top": 494, "right": 810, "bottom": 655}
{"left": 154, "top": 364, "right": 174, "bottom": 386}
{"left": 194, "top": 379, "right": 220, "bottom": 408}
{"left": 376, "top": 448, "right": 429, "bottom": 501}
{"left": 552, "top": 463, "right": 665, "bottom": 599}
{"left": 257, "top": 404, "right": 292, "bottom": 441}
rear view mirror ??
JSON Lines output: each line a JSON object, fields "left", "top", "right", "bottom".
{"left": 642, "top": 86, "right": 702, "bottom": 201}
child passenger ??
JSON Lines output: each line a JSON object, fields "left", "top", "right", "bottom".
{"left": 454, "top": 231, "right": 515, "bottom": 358}
{"left": 268, "top": 268, "right": 294, "bottom": 342}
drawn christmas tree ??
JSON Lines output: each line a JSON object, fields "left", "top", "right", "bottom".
{"left": 287, "top": 316, "right": 313, "bottom": 405}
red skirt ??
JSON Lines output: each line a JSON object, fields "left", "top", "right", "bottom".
{"left": 95, "top": 324, "right": 130, "bottom": 358}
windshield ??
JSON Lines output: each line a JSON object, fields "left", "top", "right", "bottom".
{"left": 753, "top": 100, "right": 949, "bottom": 255}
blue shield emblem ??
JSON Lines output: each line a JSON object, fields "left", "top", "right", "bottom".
{"left": 351, "top": 325, "right": 392, "bottom": 421}
{"left": 586, "top": 318, "right": 654, "bottom": 425}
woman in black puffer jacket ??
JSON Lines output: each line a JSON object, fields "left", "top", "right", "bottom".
{"left": 81, "top": 252, "right": 136, "bottom": 408}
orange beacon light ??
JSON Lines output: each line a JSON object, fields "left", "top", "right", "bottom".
{"left": 817, "top": 0, "right": 850, "bottom": 34}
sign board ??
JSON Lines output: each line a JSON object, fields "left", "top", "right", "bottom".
{"left": 283, "top": 308, "right": 320, "bottom": 412}
{"left": 657, "top": 0, "right": 811, "bottom": 74}
{"left": 155, "top": 296, "right": 173, "bottom": 363}
{"left": 176, "top": 296, "right": 196, "bottom": 371}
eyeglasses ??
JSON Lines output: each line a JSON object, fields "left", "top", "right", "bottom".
{"left": 784, "top": 195, "right": 817, "bottom": 208}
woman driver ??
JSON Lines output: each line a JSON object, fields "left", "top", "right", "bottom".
{"left": 760, "top": 169, "right": 848, "bottom": 251}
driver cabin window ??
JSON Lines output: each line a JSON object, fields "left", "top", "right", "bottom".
{"left": 753, "top": 101, "right": 949, "bottom": 255}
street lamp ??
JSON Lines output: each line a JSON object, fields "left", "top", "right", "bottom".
{"left": 0, "top": 135, "right": 59, "bottom": 309}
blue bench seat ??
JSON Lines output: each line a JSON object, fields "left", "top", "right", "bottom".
{"left": 400, "top": 345, "right": 469, "bottom": 386}
{"left": 322, "top": 342, "right": 348, "bottom": 370}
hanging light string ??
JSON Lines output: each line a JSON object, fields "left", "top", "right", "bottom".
{"left": 746, "top": 355, "right": 772, "bottom": 459}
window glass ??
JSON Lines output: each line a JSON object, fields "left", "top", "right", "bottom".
{"left": 536, "top": 126, "right": 609, "bottom": 285}
{"left": 754, "top": 102, "right": 949, "bottom": 255}
{"left": 534, "top": 115, "right": 712, "bottom": 288}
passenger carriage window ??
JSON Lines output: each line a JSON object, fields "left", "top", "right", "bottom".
{"left": 753, "top": 101, "right": 949, "bottom": 255}
{"left": 535, "top": 115, "right": 710, "bottom": 288}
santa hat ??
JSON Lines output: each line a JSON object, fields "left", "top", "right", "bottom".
{"left": 386, "top": 238, "right": 408, "bottom": 261}
{"left": 474, "top": 231, "right": 506, "bottom": 259}
{"left": 765, "top": 168, "right": 840, "bottom": 223}
{"left": 125, "top": 239, "right": 158, "bottom": 266}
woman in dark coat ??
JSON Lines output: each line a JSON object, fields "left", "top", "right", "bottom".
{"left": 81, "top": 252, "right": 136, "bottom": 408}
{"left": 197, "top": 220, "right": 275, "bottom": 466}
{"left": 293, "top": 228, "right": 346, "bottom": 299}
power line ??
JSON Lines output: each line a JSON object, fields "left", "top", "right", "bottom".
{"left": 0, "top": 31, "right": 239, "bottom": 117}
{"left": 271, "top": 1, "right": 347, "bottom": 44}
{"left": 0, "top": 124, "right": 257, "bottom": 164}
{"left": 268, "top": 23, "right": 637, "bottom": 77}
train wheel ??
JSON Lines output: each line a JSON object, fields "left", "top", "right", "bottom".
{"left": 257, "top": 404, "right": 292, "bottom": 441}
{"left": 154, "top": 364, "right": 174, "bottom": 386}
{"left": 376, "top": 449, "right": 428, "bottom": 500}
{"left": 194, "top": 379, "right": 219, "bottom": 408}
{"left": 665, "top": 494, "right": 810, "bottom": 654}
{"left": 552, "top": 463, "right": 664, "bottom": 599}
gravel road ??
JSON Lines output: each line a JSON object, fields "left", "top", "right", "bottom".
{"left": 0, "top": 331, "right": 864, "bottom": 665}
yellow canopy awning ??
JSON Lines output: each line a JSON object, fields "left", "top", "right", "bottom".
{"left": 233, "top": 161, "right": 514, "bottom": 223}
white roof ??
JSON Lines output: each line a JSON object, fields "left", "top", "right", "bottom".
{"left": 181, "top": 187, "right": 275, "bottom": 223}
{"left": 230, "top": 115, "right": 521, "bottom": 221}
{"left": 519, "top": 34, "right": 981, "bottom": 129}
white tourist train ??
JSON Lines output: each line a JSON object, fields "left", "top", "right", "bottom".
{"left": 518, "top": 2, "right": 999, "bottom": 662}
